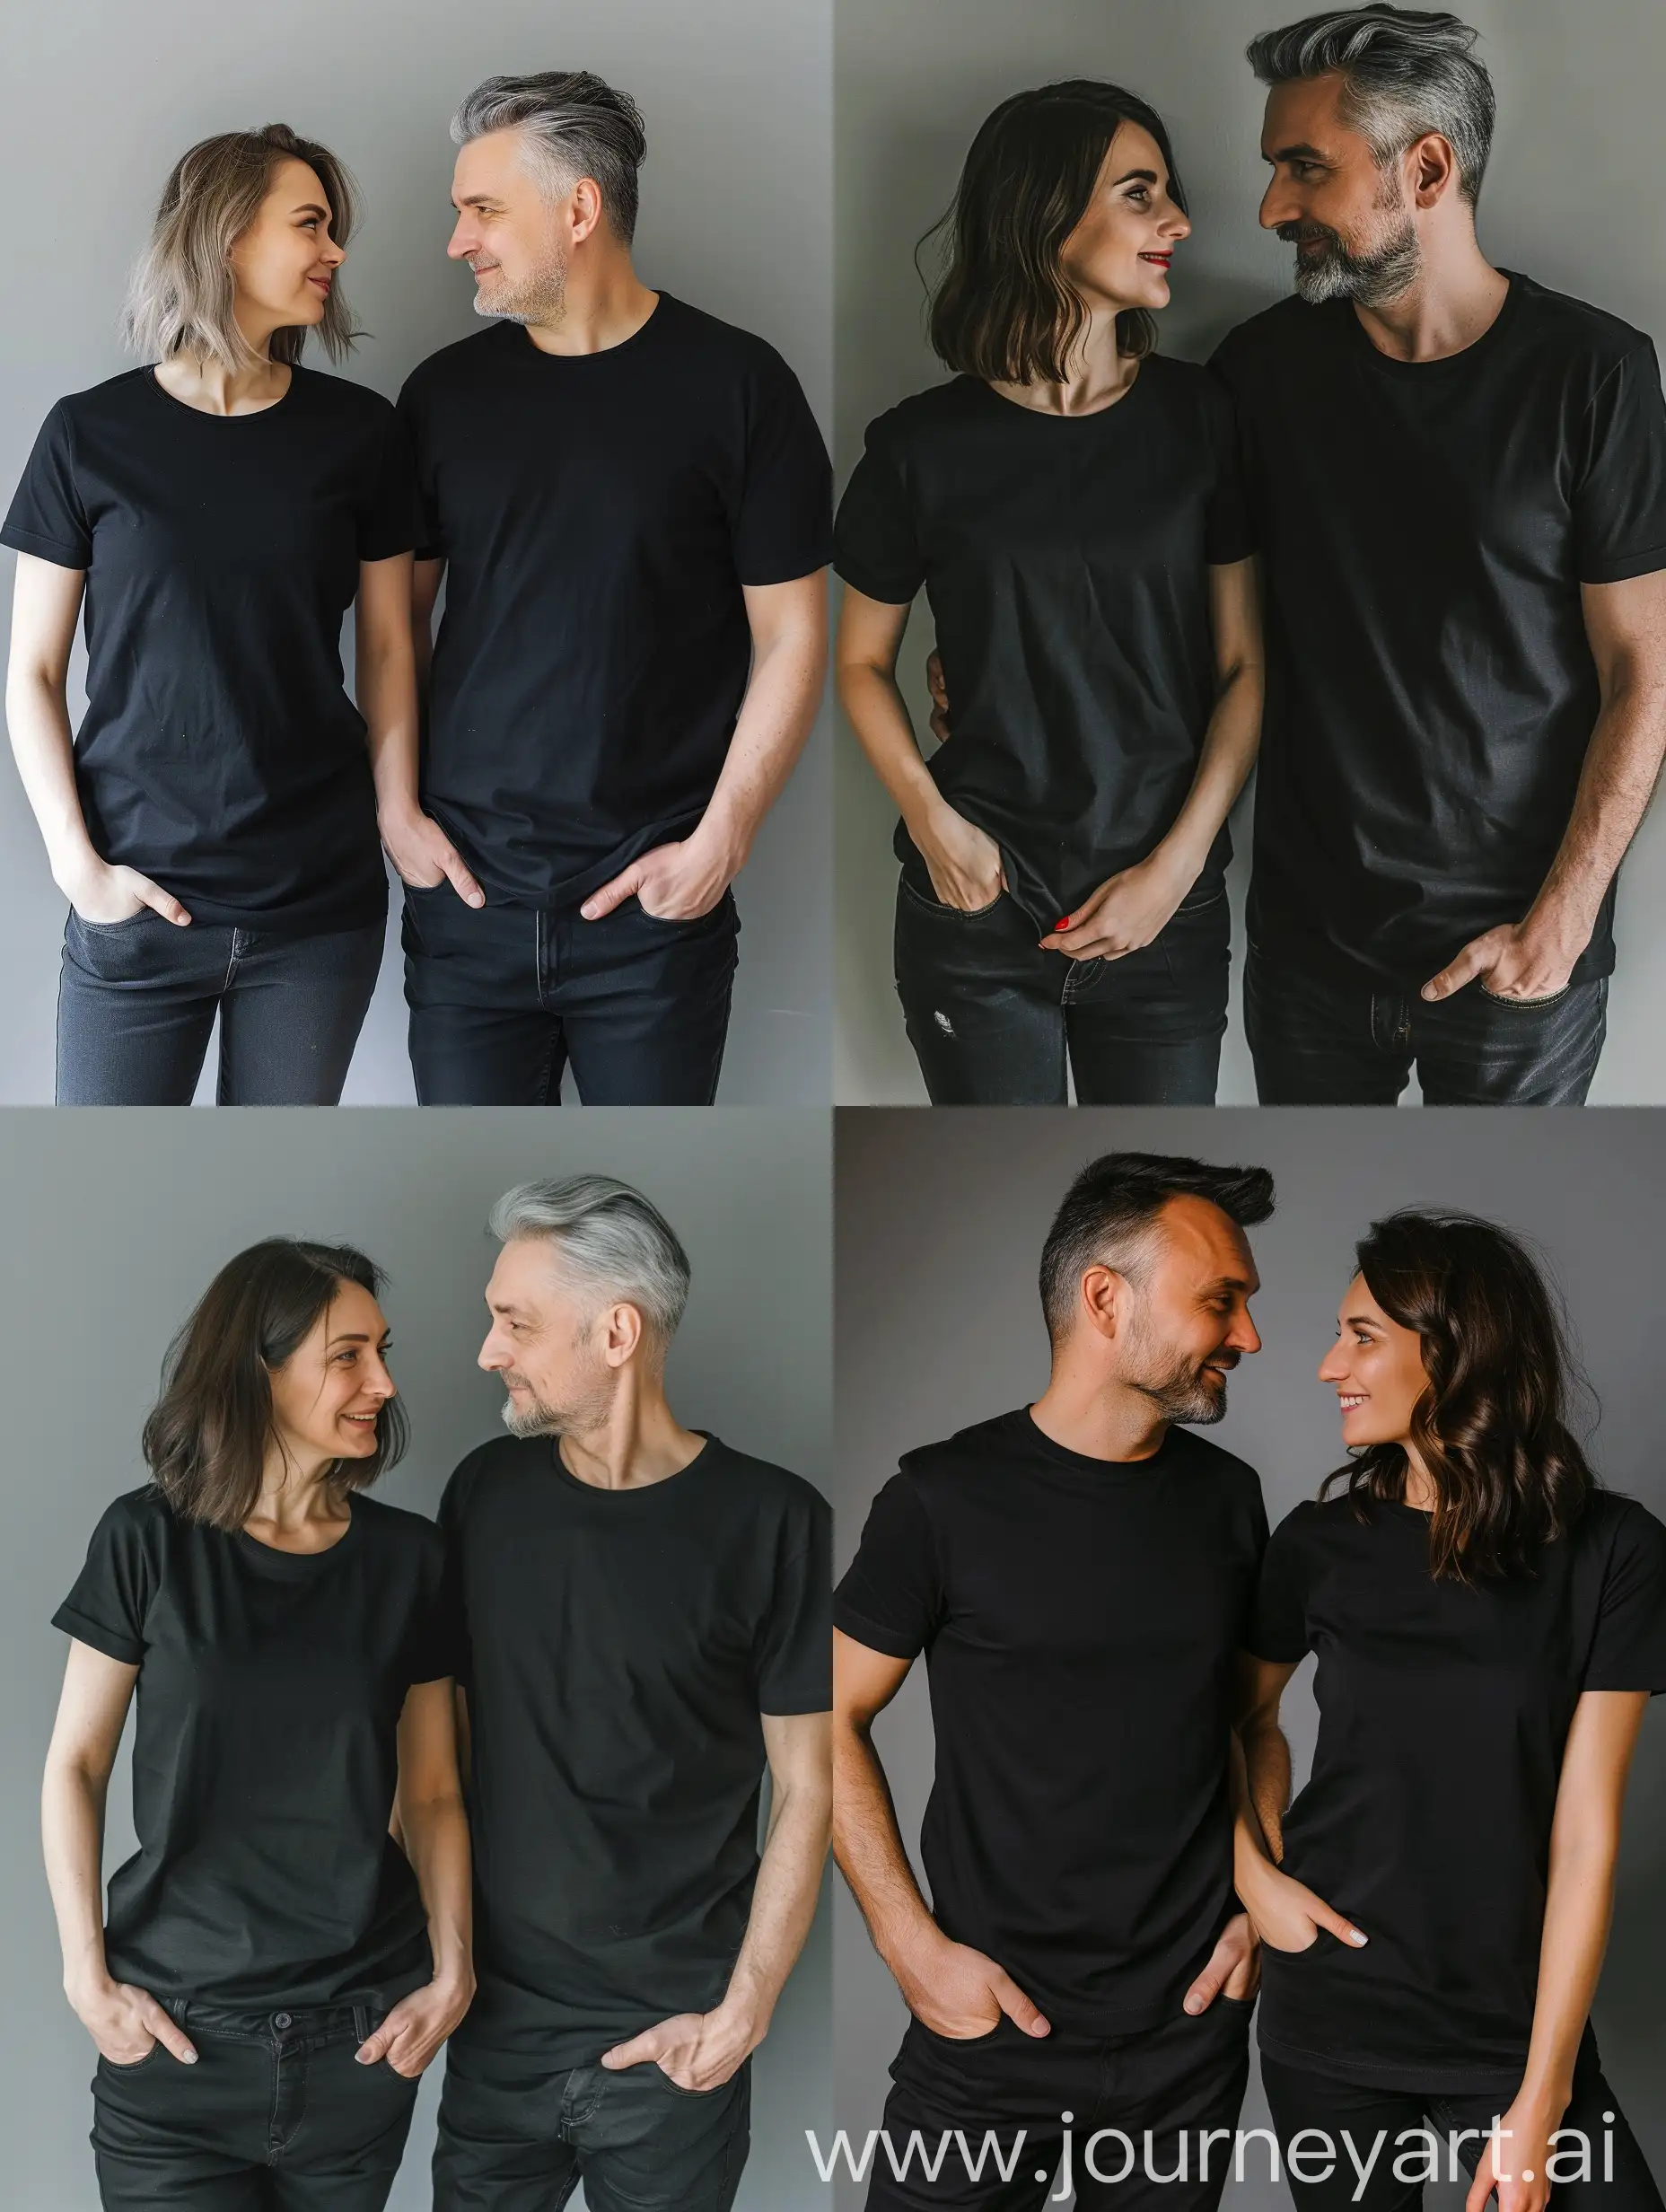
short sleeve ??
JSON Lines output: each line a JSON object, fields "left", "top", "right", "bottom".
{"left": 1583, "top": 1501, "right": 1666, "bottom": 1692}
{"left": 754, "top": 1487, "right": 833, "bottom": 1715}
{"left": 1245, "top": 1504, "right": 1315, "bottom": 1663}
{"left": 52, "top": 1495, "right": 159, "bottom": 1665}
{"left": 833, "top": 418, "right": 925, "bottom": 605}
{"left": 394, "top": 375, "right": 445, "bottom": 566}
{"left": 434, "top": 1462, "right": 476, "bottom": 1691}
{"left": 357, "top": 408, "right": 421, "bottom": 564}
{"left": 832, "top": 1473, "right": 943, "bottom": 1661}
{"left": 731, "top": 348, "right": 833, "bottom": 586}
{"left": 2, "top": 400, "right": 92, "bottom": 568}
{"left": 405, "top": 1525, "right": 466, "bottom": 1685}
{"left": 1204, "top": 381, "right": 1255, "bottom": 566}
{"left": 1574, "top": 341, "right": 1666, "bottom": 585}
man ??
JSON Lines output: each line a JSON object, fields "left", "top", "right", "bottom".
{"left": 834, "top": 1154, "right": 1273, "bottom": 2211}
{"left": 394, "top": 74, "right": 831, "bottom": 1105}
{"left": 433, "top": 1173, "right": 831, "bottom": 2210}
{"left": 1214, "top": 5, "right": 1666, "bottom": 1103}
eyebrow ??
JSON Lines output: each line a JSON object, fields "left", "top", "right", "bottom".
{"left": 291, "top": 202, "right": 331, "bottom": 219}
{"left": 1110, "top": 167, "right": 1161, "bottom": 187}
{"left": 453, "top": 192, "right": 504, "bottom": 210}
{"left": 1267, "top": 140, "right": 1330, "bottom": 164}
{"left": 1205, "top": 1273, "right": 1258, "bottom": 1295}
{"left": 325, "top": 1330, "right": 387, "bottom": 1347}
{"left": 1341, "top": 1311, "right": 1381, "bottom": 1330}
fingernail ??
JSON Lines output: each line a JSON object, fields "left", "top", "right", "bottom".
{"left": 182, "top": 2050, "right": 197, "bottom": 2063}
{"left": 1348, "top": 1928, "right": 1368, "bottom": 1945}
{"left": 1055, "top": 917, "right": 1071, "bottom": 931}
{"left": 1183, "top": 1997, "right": 1203, "bottom": 2014}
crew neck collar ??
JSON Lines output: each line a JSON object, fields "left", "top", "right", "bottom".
{"left": 1340, "top": 268, "right": 1520, "bottom": 376}
{"left": 544, "top": 1427, "right": 715, "bottom": 1500}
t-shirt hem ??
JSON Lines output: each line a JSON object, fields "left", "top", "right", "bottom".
{"left": 51, "top": 1603, "right": 142, "bottom": 1665}
{"left": 1, "top": 522, "right": 90, "bottom": 567}
{"left": 735, "top": 549, "right": 832, "bottom": 586}
{"left": 1248, "top": 914, "right": 1618, "bottom": 994}
{"left": 1256, "top": 2029, "right": 1527, "bottom": 2098}
{"left": 832, "top": 1597, "right": 921, "bottom": 1661}
{"left": 133, "top": 891, "right": 389, "bottom": 938}
{"left": 831, "top": 556, "right": 918, "bottom": 605}
{"left": 758, "top": 1691, "right": 833, "bottom": 1715}
{"left": 1580, "top": 543, "right": 1666, "bottom": 585}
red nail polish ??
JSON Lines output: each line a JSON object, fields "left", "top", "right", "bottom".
{"left": 1055, "top": 917, "right": 1071, "bottom": 931}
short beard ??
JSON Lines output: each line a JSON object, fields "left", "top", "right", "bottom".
{"left": 498, "top": 1369, "right": 614, "bottom": 1440}
{"left": 1124, "top": 1308, "right": 1235, "bottom": 1426}
{"left": 472, "top": 250, "right": 569, "bottom": 328}
{"left": 1281, "top": 199, "right": 1420, "bottom": 311}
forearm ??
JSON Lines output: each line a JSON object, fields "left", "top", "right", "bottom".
{"left": 1234, "top": 1718, "right": 1291, "bottom": 1874}
{"left": 833, "top": 1719, "right": 940, "bottom": 1973}
{"left": 1518, "top": 1836, "right": 1619, "bottom": 2111}
{"left": 838, "top": 661, "right": 947, "bottom": 839}
{"left": 1149, "top": 660, "right": 1262, "bottom": 884}
{"left": 359, "top": 638, "right": 423, "bottom": 828}
{"left": 697, "top": 627, "right": 825, "bottom": 870}
{"left": 721, "top": 1772, "right": 832, "bottom": 2032}
{"left": 7, "top": 673, "right": 100, "bottom": 882}
{"left": 398, "top": 1788, "right": 473, "bottom": 1990}
{"left": 41, "top": 1761, "right": 112, "bottom": 1999}
{"left": 1530, "top": 679, "right": 1666, "bottom": 944}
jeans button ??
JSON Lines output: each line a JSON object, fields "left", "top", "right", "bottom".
{"left": 273, "top": 2012, "right": 292, "bottom": 2031}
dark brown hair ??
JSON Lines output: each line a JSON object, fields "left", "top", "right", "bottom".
{"left": 923, "top": 80, "right": 1187, "bottom": 384}
{"left": 1320, "top": 1210, "right": 1594, "bottom": 1581}
{"left": 142, "top": 1240, "right": 406, "bottom": 1532}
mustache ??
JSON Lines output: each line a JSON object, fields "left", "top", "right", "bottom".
{"left": 1276, "top": 221, "right": 1341, "bottom": 247}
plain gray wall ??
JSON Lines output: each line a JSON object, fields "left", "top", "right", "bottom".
{"left": 832, "top": 1107, "right": 1666, "bottom": 2210}
{"left": 0, "top": 1107, "right": 832, "bottom": 2209}
{"left": 833, "top": 0, "right": 1666, "bottom": 1105}
{"left": 0, "top": 0, "right": 832, "bottom": 1106}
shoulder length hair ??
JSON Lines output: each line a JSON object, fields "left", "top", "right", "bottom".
{"left": 923, "top": 79, "right": 1186, "bottom": 385}
{"left": 141, "top": 1239, "right": 407, "bottom": 1533}
{"left": 1320, "top": 1209, "right": 1595, "bottom": 1581}
{"left": 123, "top": 122, "right": 359, "bottom": 371}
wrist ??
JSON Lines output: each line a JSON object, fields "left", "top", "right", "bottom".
{"left": 1522, "top": 890, "right": 1597, "bottom": 958}
{"left": 375, "top": 797, "right": 425, "bottom": 836}
{"left": 64, "top": 1964, "right": 116, "bottom": 2010}
{"left": 687, "top": 813, "right": 749, "bottom": 880}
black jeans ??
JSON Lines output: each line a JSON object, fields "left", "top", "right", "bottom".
{"left": 893, "top": 877, "right": 1230, "bottom": 1105}
{"left": 864, "top": 2000, "right": 1252, "bottom": 2211}
{"left": 1245, "top": 943, "right": 1609, "bottom": 1105}
{"left": 90, "top": 1998, "right": 418, "bottom": 2211}
{"left": 1259, "top": 2038, "right": 1664, "bottom": 2212}
{"left": 432, "top": 2039, "right": 751, "bottom": 2212}
{"left": 57, "top": 910, "right": 384, "bottom": 1105}
{"left": 402, "top": 884, "right": 740, "bottom": 1104}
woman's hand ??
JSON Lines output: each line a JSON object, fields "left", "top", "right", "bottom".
{"left": 1238, "top": 1856, "right": 1368, "bottom": 1956}
{"left": 379, "top": 808, "right": 485, "bottom": 906}
{"left": 69, "top": 1973, "right": 197, "bottom": 2067}
{"left": 355, "top": 1971, "right": 475, "bottom": 2079}
{"left": 1039, "top": 850, "right": 1196, "bottom": 961}
{"left": 1464, "top": 2094, "right": 1565, "bottom": 2212}
{"left": 913, "top": 807, "right": 1005, "bottom": 913}
{"left": 1182, "top": 1911, "right": 1260, "bottom": 2013}
{"left": 61, "top": 856, "right": 190, "bottom": 927}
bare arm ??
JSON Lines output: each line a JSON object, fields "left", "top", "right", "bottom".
{"left": 833, "top": 1628, "right": 1048, "bottom": 2038}
{"left": 1466, "top": 1690, "right": 1652, "bottom": 2212}
{"left": 5, "top": 554, "right": 189, "bottom": 926}
{"left": 835, "top": 586, "right": 1004, "bottom": 914}
{"left": 1231, "top": 1654, "right": 1367, "bottom": 1953}
{"left": 1425, "top": 570, "right": 1666, "bottom": 1002}
{"left": 357, "top": 554, "right": 481, "bottom": 908}
{"left": 581, "top": 569, "right": 829, "bottom": 922}
{"left": 1041, "top": 556, "right": 1264, "bottom": 958}
{"left": 41, "top": 1641, "right": 197, "bottom": 2065}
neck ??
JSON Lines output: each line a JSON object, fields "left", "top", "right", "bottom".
{"left": 1399, "top": 1445, "right": 1439, "bottom": 1510}
{"left": 1029, "top": 1350, "right": 1171, "bottom": 1464}
{"left": 250, "top": 1448, "right": 342, "bottom": 1532}
{"left": 991, "top": 303, "right": 1139, "bottom": 417}
{"left": 523, "top": 247, "right": 658, "bottom": 358}
{"left": 1353, "top": 224, "right": 1507, "bottom": 364}
{"left": 155, "top": 336, "right": 288, "bottom": 418}
{"left": 555, "top": 1366, "right": 705, "bottom": 1490}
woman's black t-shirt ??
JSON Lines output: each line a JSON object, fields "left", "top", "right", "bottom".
{"left": 1, "top": 366, "right": 420, "bottom": 934}
{"left": 1249, "top": 1488, "right": 1666, "bottom": 2094}
{"left": 52, "top": 1486, "right": 460, "bottom": 2008}
{"left": 833, "top": 359, "right": 1254, "bottom": 930}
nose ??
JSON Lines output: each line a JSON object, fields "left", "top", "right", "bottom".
{"left": 1163, "top": 207, "right": 1192, "bottom": 242}
{"left": 446, "top": 215, "right": 477, "bottom": 262}
{"left": 1318, "top": 1341, "right": 1348, "bottom": 1383}
{"left": 1259, "top": 176, "right": 1297, "bottom": 232}
{"left": 1226, "top": 1309, "right": 1261, "bottom": 1356}
{"left": 322, "top": 238, "right": 346, "bottom": 268}
{"left": 360, "top": 1350, "right": 396, "bottom": 1401}
{"left": 478, "top": 1328, "right": 507, "bottom": 1374}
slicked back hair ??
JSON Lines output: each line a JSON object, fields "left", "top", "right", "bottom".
{"left": 451, "top": 70, "right": 647, "bottom": 241}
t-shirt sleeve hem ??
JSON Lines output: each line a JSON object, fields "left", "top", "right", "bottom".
{"left": 1, "top": 522, "right": 90, "bottom": 568}
{"left": 735, "top": 549, "right": 833, "bottom": 587}
{"left": 832, "top": 1598, "right": 923, "bottom": 1660}
{"left": 359, "top": 532, "right": 420, "bottom": 564}
{"left": 1206, "top": 535, "right": 1258, "bottom": 567}
{"left": 1241, "top": 1635, "right": 1309, "bottom": 1664}
{"left": 832, "top": 557, "right": 920, "bottom": 606}
{"left": 1579, "top": 544, "right": 1666, "bottom": 585}
{"left": 758, "top": 1690, "right": 834, "bottom": 1716}
{"left": 1581, "top": 1671, "right": 1666, "bottom": 1694}
{"left": 413, "top": 543, "right": 445, "bottom": 566}
{"left": 51, "top": 1603, "right": 143, "bottom": 1665}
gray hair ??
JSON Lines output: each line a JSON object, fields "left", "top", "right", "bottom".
{"left": 488, "top": 1173, "right": 689, "bottom": 1342}
{"left": 451, "top": 70, "right": 647, "bottom": 242}
{"left": 1248, "top": 7, "right": 1495, "bottom": 206}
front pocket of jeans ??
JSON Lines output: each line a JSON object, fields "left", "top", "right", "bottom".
{"left": 71, "top": 908, "right": 151, "bottom": 935}
{"left": 1478, "top": 982, "right": 1573, "bottom": 1011}
{"left": 1174, "top": 885, "right": 1229, "bottom": 917}
{"left": 899, "top": 878, "right": 1004, "bottom": 921}
{"left": 99, "top": 2042, "right": 165, "bottom": 2074}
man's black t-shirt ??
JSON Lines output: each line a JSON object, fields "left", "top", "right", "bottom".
{"left": 397, "top": 297, "right": 832, "bottom": 909}
{"left": 438, "top": 1433, "right": 832, "bottom": 2066}
{"left": 1248, "top": 1489, "right": 1666, "bottom": 2093}
{"left": 834, "top": 361, "right": 1253, "bottom": 931}
{"left": 1211, "top": 274, "right": 1666, "bottom": 988}
{"left": 833, "top": 1409, "right": 1267, "bottom": 2035}
{"left": 52, "top": 1486, "right": 459, "bottom": 2007}
{"left": 2, "top": 367, "right": 419, "bottom": 934}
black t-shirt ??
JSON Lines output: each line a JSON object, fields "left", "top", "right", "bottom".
{"left": 437, "top": 1433, "right": 832, "bottom": 2066}
{"left": 397, "top": 296, "right": 832, "bottom": 908}
{"left": 834, "top": 361, "right": 1253, "bottom": 930}
{"left": 52, "top": 1486, "right": 459, "bottom": 2008}
{"left": 833, "top": 1409, "right": 1267, "bottom": 2035}
{"left": 2, "top": 367, "right": 419, "bottom": 934}
{"left": 1248, "top": 1489, "right": 1666, "bottom": 2094}
{"left": 1211, "top": 274, "right": 1666, "bottom": 989}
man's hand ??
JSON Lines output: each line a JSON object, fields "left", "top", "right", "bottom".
{"left": 355, "top": 1973, "right": 475, "bottom": 2079}
{"left": 1464, "top": 2095, "right": 1565, "bottom": 2212}
{"left": 60, "top": 856, "right": 190, "bottom": 928}
{"left": 580, "top": 830, "right": 738, "bottom": 924}
{"left": 913, "top": 806, "right": 1005, "bottom": 913}
{"left": 601, "top": 2004, "right": 760, "bottom": 2093}
{"left": 1039, "top": 852, "right": 1196, "bottom": 961}
{"left": 891, "top": 1931, "right": 1050, "bottom": 2041}
{"left": 925, "top": 649, "right": 951, "bottom": 744}
{"left": 1181, "top": 1912, "right": 1259, "bottom": 2014}
{"left": 379, "top": 808, "right": 485, "bottom": 907}
{"left": 1421, "top": 912, "right": 1590, "bottom": 1005}
{"left": 1239, "top": 1858, "right": 1368, "bottom": 1956}
{"left": 69, "top": 1973, "right": 197, "bottom": 2067}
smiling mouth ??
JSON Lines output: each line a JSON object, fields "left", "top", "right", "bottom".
{"left": 1337, "top": 1394, "right": 1367, "bottom": 1411}
{"left": 1140, "top": 252, "right": 1173, "bottom": 265}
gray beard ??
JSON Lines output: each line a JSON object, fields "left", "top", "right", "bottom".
{"left": 499, "top": 1378, "right": 613, "bottom": 1440}
{"left": 1125, "top": 1324, "right": 1232, "bottom": 1426}
{"left": 473, "top": 257, "right": 568, "bottom": 327}
{"left": 1287, "top": 215, "right": 1420, "bottom": 309}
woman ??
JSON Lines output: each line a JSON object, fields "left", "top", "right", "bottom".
{"left": 835, "top": 82, "right": 1261, "bottom": 1106}
{"left": 2, "top": 125, "right": 478, "bottom": 1105}
{"left": 42, "top": 1240, "right": 472, "bottom": 2211}
{"left": 1236, "top": 1213, "right": 1666, "bottom": 2212}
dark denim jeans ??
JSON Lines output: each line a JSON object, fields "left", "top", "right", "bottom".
{"left": 57, "top": 909, "right": 384, "bottom": 1106}
{"left": 402, "top": 884, "right": 740, "bottom": 1105}
{"left": 1245, "top": 943, "right": 1608, "bottom": 1106}
{"left": 91, "top": 1997, "right": 418, "bottom": 2211}
{"left": 433, "top": 2040, "right": 751, "bottom": 2212}
{"left": 893, "top": 877, "right": 1230, "bottom": 1105}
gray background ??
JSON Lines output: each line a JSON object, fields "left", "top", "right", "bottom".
{"left": 833, "top": 1106, "right": 1666, "bottom": 2208}
{"left": 0, "top": 0, "right": 833, "bottom": 1105}
{"left": 0, "top": 1107, "right": 832, "bottom": 2208}
{"left": 833, "top": 0, "right": 1666, "bottom": 1104}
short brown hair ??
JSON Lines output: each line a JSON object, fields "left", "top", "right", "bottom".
{"left": 142, "top": 1240, "right": 406, "bottom": 1532}
{"left": 124, "top": 123, "right": 359, "bottom": 370}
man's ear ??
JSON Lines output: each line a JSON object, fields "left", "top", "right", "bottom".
{"left": 601, "top": 1300, "right": 644, "bottom": 1367}
{"left": 1077, "top": 1264, "right": 1127, "bottom": 1342}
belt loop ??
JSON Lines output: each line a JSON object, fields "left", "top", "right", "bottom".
{"left": 170, "top": 1997, "right": 191, "bottom": 2029}
{"left": 353, "top": 2002, "right": 369, "bottom": 2045}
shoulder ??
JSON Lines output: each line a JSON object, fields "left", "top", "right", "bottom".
{"left": 439, "top": 1435, "right": 539, "bottom": 1519}
{"left": 89, "top": 1483, "right": 175, "bottom": 1540}
{"left": 1267, "top": 1495, "right": 1333, "bottom": 1548}
{"left": 896, "top": 1409, "right": 1025, "bottom": 1491}
{"left": 1162, "top": 1425, "right": 1265, "bottom": 1504}
{"left": 292, "top": 367, "right": 399, "bottom": 426}
{"left": 1576, "top": 1487, "right": 1666, "bottom": 1561}
{"left": 653, "top": 294, "right": 801, "bottom": 381}
{"left": 398, "top": 326, "right": 514, "bottom": 406}
{"left": 1208, "top": 294, "right": 1319, "bottom": 377}
{"left": 352, "top": 1490, "right": 447, "bottom": 1561}
{"left": 1507, "top": 272, "right": 1654, "bottom": 373}
{"left": 696, "top": 1438, "right": 829, "bottom": 1529}
{"left": 33, "top": 370, "right": 155, "bottom": 436}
